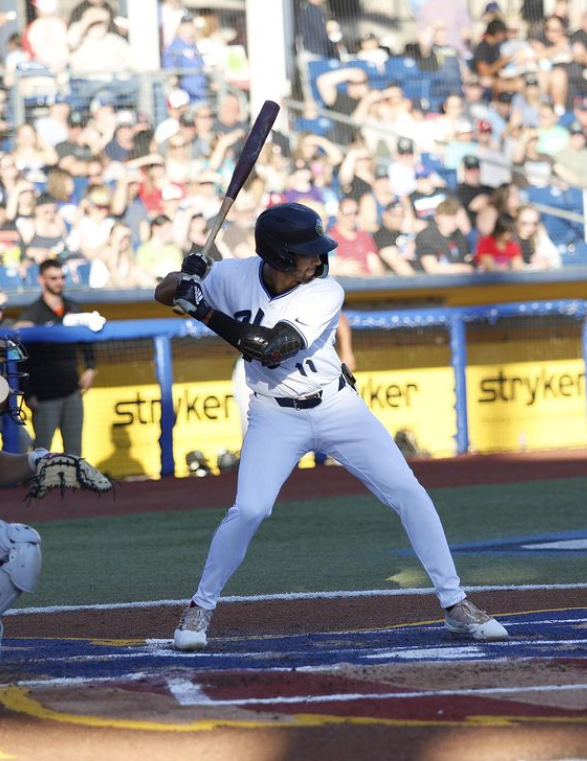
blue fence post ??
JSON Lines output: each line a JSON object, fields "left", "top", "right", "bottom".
{"left": 449, "top": 311, "right": 469, "bottom": 455}
{"left": 2, "top": 356, "right": 22, "bottom": 453}
{"left": 153, "top": 335, "right": 175, "bottom": 477}
{"left": 582, "top": 316, "right": 587, "bottom": 438}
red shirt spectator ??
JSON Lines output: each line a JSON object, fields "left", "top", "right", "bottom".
{"left": 475, "top": 235, "right": 521, "bottom": 267}
{"left": 475, "top": 212, "right": 524, "bottom": 270}
{"left": 328, "top": 198, "right": 386, "bottom": 277}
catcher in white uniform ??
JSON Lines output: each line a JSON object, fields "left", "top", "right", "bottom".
{"left": 155, "top": 202, "right": 508, "bottom": 649}
{"left": 0, "top": 337, "right": 112, "bottom": 655}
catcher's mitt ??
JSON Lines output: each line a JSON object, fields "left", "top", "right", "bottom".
{"left": 26, "top": 453, "right": 113, "bottom": 501}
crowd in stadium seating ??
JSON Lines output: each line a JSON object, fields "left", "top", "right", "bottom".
{"left": 0, "top": 0, "right": 585, "bottom": 291}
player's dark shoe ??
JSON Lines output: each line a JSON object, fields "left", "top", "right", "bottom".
{"left": 174, "top": 604, "right": 213, "bottom": 650}
{"left": 444, "top": 598, "right": 508, "bottom": 641}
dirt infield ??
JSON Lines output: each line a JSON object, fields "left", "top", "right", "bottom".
{"left": 1, "top": 450, "right": 587, "bottom": 761}
{"left": 3, "top": 447, "right": 587, "bottom": 522}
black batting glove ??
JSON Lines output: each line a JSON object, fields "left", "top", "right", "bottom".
{"left": 173, "top": 278, "right": 211, "bottom": 321}
{"left": 181, "top": 247, "right": 212, "bottom": 281}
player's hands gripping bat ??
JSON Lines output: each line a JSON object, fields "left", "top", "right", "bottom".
{"left": 173, "top": 278, "right": 211, "bottom": 322}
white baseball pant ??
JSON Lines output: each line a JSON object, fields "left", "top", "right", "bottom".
{"left": 193, "top": 379, "right": 465, "bottom": 611}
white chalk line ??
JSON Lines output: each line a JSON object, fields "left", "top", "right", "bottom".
{"left": 7, "top": 582, "right": 587, "bottom": 617}
{"left": 164, "top": 680, "right": 587, "bottom": 707}
{"left": 9, "top": 670, "right": 587, "bottom": 708}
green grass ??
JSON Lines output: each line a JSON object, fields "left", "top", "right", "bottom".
{"left": 21, "top": 477, "right": 587, "bottom": 608}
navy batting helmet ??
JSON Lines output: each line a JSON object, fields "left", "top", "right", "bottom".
{"left": 255, "top": 203, "right": 337, "bottom": 277}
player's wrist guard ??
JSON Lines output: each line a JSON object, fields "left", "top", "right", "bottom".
{"left": 173, "top": 278, "right": 211, "bottom": 321}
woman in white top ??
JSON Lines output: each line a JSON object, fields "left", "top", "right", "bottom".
{"left": 515, "top": 204, "right": 561, "bottom": 270}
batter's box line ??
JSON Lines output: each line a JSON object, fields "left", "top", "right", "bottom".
{"left": 8, "top": 584, "right": 587, "bottom": 617}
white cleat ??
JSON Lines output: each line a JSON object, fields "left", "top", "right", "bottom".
{"left": 173, "top": 604, "right": 213, "bottom": 650}
{"left": 444, "top": 598, "right": 509, "bottom": 641}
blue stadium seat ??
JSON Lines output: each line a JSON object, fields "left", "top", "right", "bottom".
{"left": 345, "top": 59, "right": 389, "bottom": 89}
{"left": 436, "top": 166, "right": 458, "bottom": 190}
{"left": 400, "top": 67, "right": 435, "bottom": 110}
{"left": 565, "top": 186, "right": 583, "bottom": 215}
{"left": 421, "top": 152, "right": 445, "bottom": 173}
{"left": 307, "top": 58, "right": 343, "bottom": 105}
{"left": 431, "top": 55, "right": 463, "bottom": 101}
{"left": 0, "top": 266, "right": 21, "bottom": 290}
{"left": 525, "top": 186, "right": 580, "bottom": 246}
{"left": 15, "top": 61, "right": 58, "bottom": 110}
{"left": 561, "top": 240, "right": 587, "bottom": 266}
{"left": 73, "top": 176, "right": 89, "bottom": 203}
{"left": 22, "top": 264, "right": 39, "bottom": 288}
{"left": 384, "top": 56, "right": 419, "bottom": 85}
{"left": 293, "top": 115, "right": 334, "bottom": 136}
{"left": 79, "top": 262, "right": 92, "bottom": 285}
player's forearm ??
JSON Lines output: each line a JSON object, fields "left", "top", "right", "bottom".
{"left": 155, "top": 272, "right": 182, "bottom": 306}
{"left": 0, "top": 452, "right": 33, "bottom": 484}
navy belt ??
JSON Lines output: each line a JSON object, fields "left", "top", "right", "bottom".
{"left": 274, "top": 374, "right": 345, "bottom": 410}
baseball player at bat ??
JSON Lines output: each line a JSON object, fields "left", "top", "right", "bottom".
{"left": 155, "top": 202, "right": 508, "bottom": 650}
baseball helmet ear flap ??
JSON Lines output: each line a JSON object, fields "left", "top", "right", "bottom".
{"left": 255, "top": 202, "right": 337, "bottom": 274}
{"left": 315, "top": 253, "right": 329, "bottom": 279}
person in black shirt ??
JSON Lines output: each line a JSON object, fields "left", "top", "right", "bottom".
{"left": 456, "top": 154, "right": 493, "bottom": 227}
{"left": 409, "top": 165, "right": 449, "bottom": 223}
{"left": 15, "top": 260, "right": 97, "bottom": 456}
{"left": 415, "top": 197, "right": 474, "bottom": 274}
{"left": 471, "top": 19, "right": 510, "bottom": 91}
{"left": 55, "top": 112, "right": 96, "bottom": 178}
{"left": 373, "top": 198, "right": 418, "bottom": 275}
{"left": 297, "top": 0, "right": 339, "bottom": 59}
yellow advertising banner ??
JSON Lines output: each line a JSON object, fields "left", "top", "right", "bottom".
{"left": 25, "top": 366, "right": 456, "bottom": 479}
{"left": 354, "top": 368, "right": 457, "bottom": 458}
{"left": 467, "top": 359, "right": 587, "bottom": 452}
{"left": 26, "top": 358, "right": 585, "bottom": 479}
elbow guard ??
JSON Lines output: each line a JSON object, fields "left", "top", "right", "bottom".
{"left": 237, "top": 321, "right": 304, "bottom": 366}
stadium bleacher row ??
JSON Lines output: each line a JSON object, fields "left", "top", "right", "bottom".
{"left": 307, "top": 53, "right": 463, "bottom": 112}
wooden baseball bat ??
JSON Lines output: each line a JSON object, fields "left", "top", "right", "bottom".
{"left": 172, "top": 100, "right": 280, "bottom": 314}
{"left": 200, "top": 99, "right": 280, "bottom": 262}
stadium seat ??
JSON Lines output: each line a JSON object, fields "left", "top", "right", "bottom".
{"left": 561, "top": 240, "right": 587, "bottom": 266}
{"left": 22, "top": 264, "right": 39, "bottom": 288}
{"left": 15, "top": 61, "right": 58, "bottom": 110}
{"left": 0, "top": 266, "right": 21, "bottom": 290}
{"left": 525, "top": 186, "right": 580, "bottom": 246}
{"left": 436, "top": 166, "right": 458, "bottom": 190}
{"left": 431, "top": 55, "right": 463, "bottom": 101}
{"left": 78, "top": 262, "right": 92, "bottom": 286}
{"left": 565, "top": 186, "right": 583, "bottom": 216}
{"left": 421, "top": 152, "right": 444, "bottom": 172}
{"left": 345, "top": 59, "right": 389, "bottom": 89}
{"left": 307, "top": 58, "right": 343, "bottom": 105}
{"left": 401, "top": 69, "right": 434, "bottom": 111}
{"left": 384, "top": 56, "right": 419, "bottom": 86}
{"left": 293, "top": 115, "right": 334, "bottom": 136}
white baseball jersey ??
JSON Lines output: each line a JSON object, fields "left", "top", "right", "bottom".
{"left": 202, "top": 257, "right": 344, "bottom": 397}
